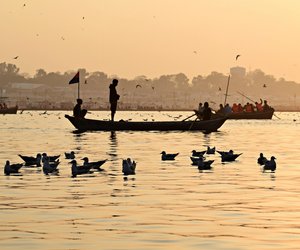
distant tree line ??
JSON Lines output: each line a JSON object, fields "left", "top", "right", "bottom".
{"left": 1, "top": 62, "right": 300, "bottom": 106}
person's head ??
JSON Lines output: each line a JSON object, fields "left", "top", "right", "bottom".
{"left": 204, "top": 102, "right": 209, "bottom": 108}
{"left": 199, "top": 102, "right": 202, "bottom": 106}
{"left": 77, "top": 99, "right": 83, "bottom": 105}
{"left": 112, "top": 79, "right": 118, "bottom": 86}
{"left": 264, "top": 100, "right": 268, "bottom": 104}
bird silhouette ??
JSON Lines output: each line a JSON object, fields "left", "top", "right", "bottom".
{"left": 218, "top": 87, "right": 222, "bottom": 91}
{"left": 263, "top": 84, "right": 267, "bottom": 88}
{"left": 13, "top": 56, "right": 18, "bottom": 59}
{"left": 236, "top": 54, "right": 241, "bottom": 60}
{"left": 136, "top": 84, "right": 142, "bottom": 88}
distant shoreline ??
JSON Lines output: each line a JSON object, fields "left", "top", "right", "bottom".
{"left": 14, "top": 107, "right": 300, "bottom": 112}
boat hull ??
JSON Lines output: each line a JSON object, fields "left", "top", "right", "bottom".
{"left": 0, "top": 106, "right": 18, "bottom": 114}
{"left": 65, "top": 115, "right": 227, "bottom": 132}
{"left": 213, "top": 109, "right": 274, "bottom": 120}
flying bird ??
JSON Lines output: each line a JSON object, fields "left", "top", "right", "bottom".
{"left": 23, "top": 4, "right": 26, "bottom": 7}
{"left": 218, "top": 87, "right": 222, "bottom": 91}
{"left": 13, "top": 56, "right": 19, "bottom": 59}
{"left": 136, "top": 84, "right": 142, "bottom": 88}
{"left": 236, "top": 54, "right": 241, "bottom": 60}
{"left": 263, "top": 84, "right": 267, "bottom": 88}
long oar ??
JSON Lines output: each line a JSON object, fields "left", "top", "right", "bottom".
{"left": 236, "top": 91, "right": 256, "bottom": 103}
{"left": 182, "top": 113, "right": 197, "bottom": 121}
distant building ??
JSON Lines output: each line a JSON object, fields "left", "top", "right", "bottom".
{"left": 230, "top": 66, "right": 246, "bottom": 78}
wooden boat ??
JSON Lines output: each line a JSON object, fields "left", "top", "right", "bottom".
{"left": 215, "top": 109, "right": 274, "bottom": 120}
{"left": 0, "top": 106, "right": 18, "bottom": 114}
{"left": 194, "top": 108, "right": 274, "bottom": 120}
{"left": 64, "top": 115, "right": 227, "bottom": 132}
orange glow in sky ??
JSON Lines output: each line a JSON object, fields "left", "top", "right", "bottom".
{"left": 1, "top": 0, "right": 300, "bottom": 81}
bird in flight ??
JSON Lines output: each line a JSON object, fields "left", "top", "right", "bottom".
{"left": 236, "top": 54, "right": 241, "bottom": 60}
{"left": 13, "top": 56, "right": 19, "bottom": 59}
{"left": 136, "top": 84, "right": 142, "bottom": 88}
{"left": 263, "top": 84, "right": 267, "bottom": 88}
{"left": 218, "top": 87, "right": 222, "bottom": 91}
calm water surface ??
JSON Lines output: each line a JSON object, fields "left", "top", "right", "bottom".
{"left": 0, "top": 111, "right": 300, "bottom": 250}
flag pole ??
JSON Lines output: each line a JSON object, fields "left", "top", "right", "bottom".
{"left": 224, "top": 75, "right": 230, "bottom": 106}
{"left": 78, "top": 77, "right": 80, "bottom": 99}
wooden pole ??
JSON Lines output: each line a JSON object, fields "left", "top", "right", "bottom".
{"left": 224, "top": 75, "right": 230, "bottom": 106}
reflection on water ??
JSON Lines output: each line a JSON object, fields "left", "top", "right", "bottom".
{"left": 0, "top": 111, "right": 299, "bottom": 250}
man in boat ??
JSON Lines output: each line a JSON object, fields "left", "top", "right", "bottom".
{"left": 202, "top": 102, "right": 212, "bottom": 120}
{"left": 197, "top": 102, "right": 204, "bottom": 119}
{"left": 255, "top": 99, "right": 263, "bottom": 112}
{"left": 263, "top": 100, "right": 272, "bottom": 111}
{"left": 73, "top": 98, "right": 87, "bottom": 118}
{"left": 109, "top": 79, "right": 120, "bottom": 121}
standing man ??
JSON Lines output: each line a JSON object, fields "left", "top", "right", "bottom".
{"left": 109, "top": 79, "right": 120, "bottom": 121}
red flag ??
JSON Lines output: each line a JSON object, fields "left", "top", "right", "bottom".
{"left": 69, "top": 71, "right": 79, "bottom": 84}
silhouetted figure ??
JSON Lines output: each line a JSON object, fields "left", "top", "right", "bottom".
{"left": 217, "top": 104, "right": 224, "bottom": 114}
{"left": 263, "top": 100, "right": 271, "bottom": 111}
{"left": 73, "top": 99, "right": 87, "bottom": 118}
{"left": 202, "top": 102, "right": 212, "bottom": 120}
{"left": 109, "top": 79, "right": 120, "bottom": 121}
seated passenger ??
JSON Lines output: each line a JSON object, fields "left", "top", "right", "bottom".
{"left": 223, "top": 104, "right": 232, "bottom": 114}
{"left": 255, "top": 99, "right": 263, "bottom": 112}
{"left": 73, "top": 99, "right": 87, "bottom": 118}
{"left": 202, "top": 102, "right": 212, "bottom": 120}
{"left": 232, "top": 103, "right": 239, "bottom": 112}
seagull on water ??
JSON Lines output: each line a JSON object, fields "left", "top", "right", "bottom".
{"left": 70, "top": 160, "right": 92, "bottom": 178}
{"left": 217, "top": 150, "right": 242, "bottom": 162}
{"left": 4, "top": 161, "right": 23, "bottom": 175}
{"left": 122, "top": 158, "right": 136, "bottom": 175}
{"left": 257, "top": 153, "right": 267, "bottom": 165}
{"left": 65, "top": 151, "right": 75, "bottom": 159}
{"left": 263, "top": 156, "right": 276, "bottom": 172}
{"left": 81, "top": 157, "right": 107, "bottom": 170}
{"left": 161, "top": 151, "right": 179, "bottom": 161}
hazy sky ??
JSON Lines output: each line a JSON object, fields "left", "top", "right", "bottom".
{"left": 1, "top": 0, "right": 300, "bottom": 82}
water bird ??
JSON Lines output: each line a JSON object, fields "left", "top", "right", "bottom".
{"left": 42, "top": 157, "right": 59, "bottom": 175}
{"left": 81, "top": 157, "right": 107, "bottom": 170}
{"left": 191, "top": 150, "right": 206, "bottom": 157}
{"left": 190, "top": 156, "right": 205, "bottom": 166}
{"left": 18, "top": 153, "right": 42, "bottom": 166}
{"left": 197, "top": 158, "right": 214, "bottom": 170}
{"left": 161, "top": 151, "right": 179, "bottom": 161}
{"left": 257, "top": 153, "right": 267, "bottom": 165}
{"left": 70, "top": 160, "right": 92, "bottom": 177}
{"left": 217, "top": 150, "right": 242, "bottom": 162}
{"left": 263, "top": 156, "right": 276, "bottom": 172}
{"left": 65, "top": 151, "right": 75, "bottom": 159}
{"left": 236, "top": 54, "right": 241, "bottom": 60}
{"left": 122, "top": 158, "right": 136, "bottom": 175}
{"left": 42, "top": 153, "right": 60, "bottom": 163}
{"left": 206, "top": 146, "right": 216, "bottom": 154}
{"left": 4, "top": 161, "right": 23, "bottom": 175}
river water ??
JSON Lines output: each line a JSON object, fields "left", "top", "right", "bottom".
{"left": 0, "top": 111, "right": 300, "bottom": 250}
